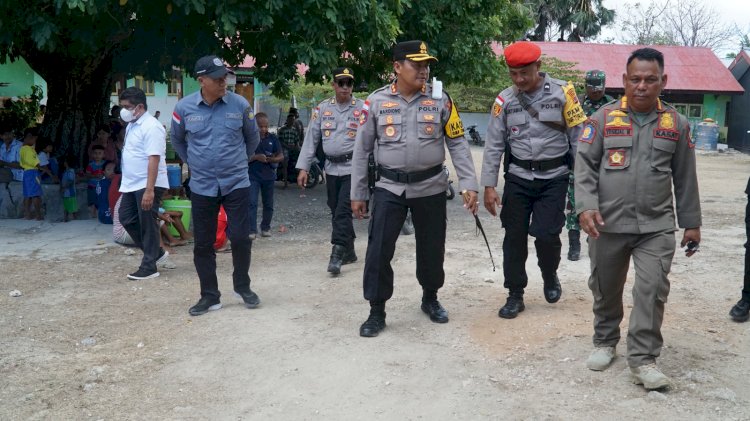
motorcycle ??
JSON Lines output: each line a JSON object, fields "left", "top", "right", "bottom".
{"left": 467, "top": 125, "right": 484, "bottom": 146}
{"left": 304, "top": 159, "right": 324, "bottom": 189}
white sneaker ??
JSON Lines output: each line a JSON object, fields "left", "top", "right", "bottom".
{"left": 630, "top": 363, "right": 672, "bottom": 390}
{"left": 586, "top": 346, "right": 616, "bottom": 371}
{"left": 248, "top": 233, "right": 256, "bottom": 240}
{"left": 261, "top": 230, "right": 271, "bottom": 237}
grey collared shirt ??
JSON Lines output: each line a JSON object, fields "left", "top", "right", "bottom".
{"left": 481, "top": 73, "right": 585, "bottom": 186}
{"left": 171, "top": 90, "right": 260, "bottom": 196}
{"left": 297, "top": 97, "right": 365, "bottom": 176}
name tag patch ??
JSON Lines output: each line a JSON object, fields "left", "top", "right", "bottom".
{"left": 226, "top": 113, "right": 242, "bottom": 119}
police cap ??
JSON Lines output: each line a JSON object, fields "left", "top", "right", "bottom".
{"left": 504, "top": 41, "right": 542, "bottom": 68}
{"left": 392, "top": 40, "right": 438, "bottom": 62}
{"left": 333, "top": 67, "right": 354, "bottom": 80}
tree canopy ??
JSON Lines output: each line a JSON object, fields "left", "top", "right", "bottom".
{"left": 525, "top": 0, "right": 615, "bottom": 42}
{"left": 0, "top": 0, "right": 531, "bottom": 161}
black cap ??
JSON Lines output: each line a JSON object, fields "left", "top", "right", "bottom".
{"left": 194, "top": 55, "right": 234, "bottom": 79}
{"left": 392, "top": 40, "right": 438, "bottom": 62}
{"left": 333, "top": 67, "right": 354, "bottom": 80}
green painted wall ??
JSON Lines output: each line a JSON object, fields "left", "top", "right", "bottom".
{"left": 183, "top": 74, "right": 200, "bottom": 95}
{"left": 702, "top": 94, "right": 731, "bottom": 127}
{"left": 0, "top": 57, "right": 47, "bottom": 98}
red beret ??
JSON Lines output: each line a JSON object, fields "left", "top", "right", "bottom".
{"left": 504, "top": 41, "right": 542, "bottom": 68}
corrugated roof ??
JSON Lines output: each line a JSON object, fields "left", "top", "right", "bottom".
{"left": 502, "top": 42, "right": 744, "bottom": 95}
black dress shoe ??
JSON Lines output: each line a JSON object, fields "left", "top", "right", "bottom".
{"left": 543, "top": 276, "right": 562, "bottom": 303}
{"left": 421, "top": 300, "right": 449, "bottom": 323}
{"left": 730, "top": 299, "right": 750, "bottom": 322}
{"left": 498, "top": 296, "right": 525, "bottom": 319}
{"left": 359, "top": 312, "right": 386, "bottom": 337}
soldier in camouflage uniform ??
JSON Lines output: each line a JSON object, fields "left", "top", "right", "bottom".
{"left": 565, "top": 70, "right": 615, "bottom": 261}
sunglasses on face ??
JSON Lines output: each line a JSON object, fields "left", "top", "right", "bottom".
{"left": 336, "top": 79, "right": 354, "bottom": 88}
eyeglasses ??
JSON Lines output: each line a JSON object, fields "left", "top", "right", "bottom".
{"left": 336, "top": 79, "right": 354, "bottom": 88}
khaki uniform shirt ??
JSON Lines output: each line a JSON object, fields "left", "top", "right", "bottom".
{"left": 296, "top": 97, "right": 365, "bottom": 176}
{"left": 351, "top": 82, "right": 479, "bottom": 201}
{"left": 575, "top": 97, "right": 702, "bottom": 233}
{"left": 481, "top": 73, "right": 586, "bottom": 186}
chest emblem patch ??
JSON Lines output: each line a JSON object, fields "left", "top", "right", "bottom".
{"left": 608, "top": 149, "right": 626, "bottom": 166}
{"left": 385, "top": 126, "right": 396, "bottom": 137}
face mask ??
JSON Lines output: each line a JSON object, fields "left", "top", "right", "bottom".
{"left": 120, "top": 106, "right": 136, "bottom": 122}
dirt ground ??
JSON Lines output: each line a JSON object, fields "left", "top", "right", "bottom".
{"left": 1, "top": 148, "right": 749, "bottom": 420}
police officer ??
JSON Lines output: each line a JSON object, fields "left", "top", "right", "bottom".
{"left": 171, "top": 55, "right": 261, "bottom": 316}
{"left": 297, "top": 66, "right": 365, "bottom": 275}
{"left": 576, "top": 48, "right": 701, "bottom": 389}
{"left": 566, "top": 69, "right": 615, "bottom": 261}
{"left": 351, "top": 40, "right": 479, "bottom": 337}
{"left": 482, "top": 41, "right": 586, "bottom": 319}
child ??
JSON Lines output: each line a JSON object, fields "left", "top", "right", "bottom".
{"left": 60, "top": 156, "right": 79, "bottom": 222}
{"left": 86, "top": 145, "right": 106, "bottom": 218}
{"left": 248, "top": 112, "right": 283, "bottom": 239}
{"left": 96, "top": 161, "right": 116, "bottom": 224}
{"left": 158, "top": 209, "right": 192, "bottom": 247}
{"left": 19, "top": 128, "right": 48, "bottom": 220}
{"left": 36, "top": 140, "right": 58, "bottom": 183}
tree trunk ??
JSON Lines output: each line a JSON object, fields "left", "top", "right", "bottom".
{"left": 21, "top": 51, "right": 114, "bottom": 169}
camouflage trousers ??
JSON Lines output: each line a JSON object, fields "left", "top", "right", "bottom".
{"left": 566, "top": 171, "right": 580, "bottom": 231}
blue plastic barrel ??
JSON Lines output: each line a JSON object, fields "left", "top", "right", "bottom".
{"left": 694, "top": 119, "right": 719, "bottom": 151}
{"left": 167, "top": 164, "right": 182, "bottom": 188}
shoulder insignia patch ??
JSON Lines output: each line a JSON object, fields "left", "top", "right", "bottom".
{"left": 444, "top": 99, "right": 464, "bottom": 139}
{"left": 579, "top": 119, "right": 598, "bottom": 144}
{"left": 359, "top": 100, "right": 370, "bottom": 126}
{"left": 492, "top": 95, "right": 505, "bottom": 117}
{"left": 562, "top": 83, "right": 586, "bottom": 127}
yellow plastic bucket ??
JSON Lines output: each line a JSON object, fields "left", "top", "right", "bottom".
{"left": 162, "top": 199, "right": 192, "bottom": 237}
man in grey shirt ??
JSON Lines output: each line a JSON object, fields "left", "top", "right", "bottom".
{"left": 171, "top": 55, "right": 260, "bottom": 316}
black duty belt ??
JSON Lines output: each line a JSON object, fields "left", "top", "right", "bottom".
{"left": 510, "top": 154, "right": 568, "bottom": 172}
{"left": 378, "top": 164, "right": 443, "bottom": 184}
{"left": 326, "top": 152, "right": 353, "bottom": 163}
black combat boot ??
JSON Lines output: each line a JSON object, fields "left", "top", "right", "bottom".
{"left": 342, "top": 247, "right": 357, "bottom": 265}
{"left": 567, "top": 229, "right": 581, "bottom": 261}
{"left": 498, "top": 291, "right": 525, "bottom": 319}
{"left": 360, "top": 302, "right": 386, "bottom": 337}
{"left": 327, "top": 245, "right": 346, "bottom": 275}
{"left": 543, "top": 274, "right": 562, "bottom": 303}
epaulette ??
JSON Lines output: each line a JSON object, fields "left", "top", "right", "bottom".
{"left": 547, "top": 76, "right": 567, "bottom": 87}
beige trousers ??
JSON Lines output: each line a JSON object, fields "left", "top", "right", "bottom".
{"left": 587, "top": 230, "right": 676, "bottom": 368}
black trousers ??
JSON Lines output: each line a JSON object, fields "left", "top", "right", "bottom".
{"left": 500, "top": 173, "right": 568, "bottom": 294}
{"left": 326, "top": 174, "right": 355, "bottom": 248}
{"left": 191, "top": 187, "right": 252, "bottom": 300}
{"left": 363, "top": 188, "right": 446, "bottom": 302}
{"left": 119, "top": 187, "right": 165, "bottom": 272}
{"left": 744, "top": 184, "right": 750, "bottom": 301}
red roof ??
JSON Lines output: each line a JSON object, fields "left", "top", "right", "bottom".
{"left": 498, "top": 42, "right": 744, "bottom": 95}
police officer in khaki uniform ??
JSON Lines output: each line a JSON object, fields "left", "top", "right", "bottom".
{"left": 297, "top": 67, "right": 365, "bottom": 275}
{"left": 351, "top": 40, "right": 479, "bottom": 337}
{"left": 576, "top": 48, "right": 701, "bottom": 390}
{"left": 482, "top": 41, "right": 586, "bottom": 319}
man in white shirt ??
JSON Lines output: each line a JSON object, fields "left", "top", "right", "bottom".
{"left": 118, "top": 87, "right": 170, "bottom": 280}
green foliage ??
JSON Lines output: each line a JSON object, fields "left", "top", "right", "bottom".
{"left": 526, "top": 0, "right": 615, "bottom": 41}
{"left": 0, "top": 85, "right": 43, "bottom": 132}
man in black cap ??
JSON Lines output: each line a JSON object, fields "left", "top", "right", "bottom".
{"left": 350, "top": 40, "right": 479, "bottom": 337}
{"left": 171, "top": 55, "right": 261, "bottom": 316}
{"left": 297, "top": 67, "right": 365, "bottom": 275}
{"left": 565, "top": 70, "right": 615, "bottom": 261}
